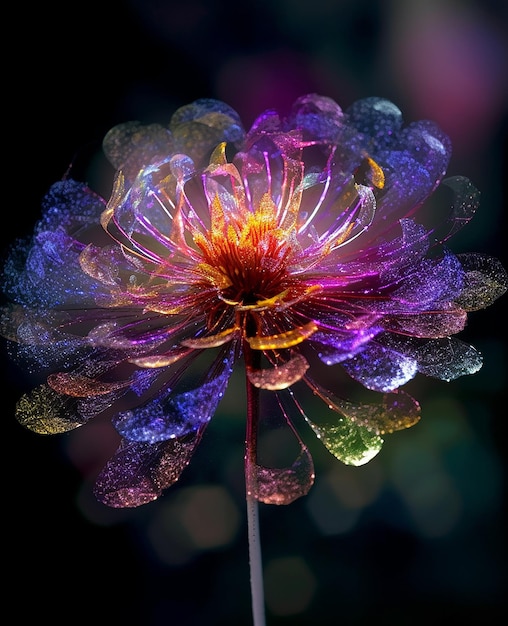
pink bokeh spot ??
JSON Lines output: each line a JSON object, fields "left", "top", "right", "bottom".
{"left": 390, "top": 7, "right": 507, "bottom": 153}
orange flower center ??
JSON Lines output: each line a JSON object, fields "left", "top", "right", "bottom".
{"left": 194, "top": 193, "right": 295, "bottom": 310}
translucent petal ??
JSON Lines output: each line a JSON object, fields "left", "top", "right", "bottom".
{"left": 245, "top": 389, "right": 315, "bottom": 505}
{"left": 169, "top": 98, "right": 245, "bottom": 165}
{"left": 170, "top": 98, "right": 244, "bottom": 137}
{"left": 247, "top": 322, "right": 318, "bottom": 350}
{"left": 398, "top": 120, "right": 451, "bottom": 180}
{"left": 307, "top": 416, "right": 383, "bottom": 466}
{"left": 378, "top": 334, "right": 483, "bottom": 380}
{"left": 181, "top": 326, "right": 238, "bottom": 348}
{"left": 128, "top": 348, "right": 190, "bottom": 368}
{"left": 3, "top": 186, "right": 109, "bottom": 310}
{"left": 247, "top": 353, "right": 310, "bottom": 390}
{"left": 37, "top": 179, "right": 106, "bottom": 233}
{"left": 22, "top": 232, "right": 103, "bottom": 305}
{"left": 389, "top": 250, "right": 464, "bottom": 306}
{"left": 79, "top": 244, "right": 126, "bottom": 286}
{"left": 312, "top": 326, "right": 383, "bottom": 365}
{"left": 47, "top": 372, "right": 129, "bottom": 397}
{"left": 375, "top": 151, "right": 435, "bottom": 224}
{"left": 102, "top": 121, "right": 174, "bottom": 177}
{"left": 382, "top": 309, "right": 467, "bottom": 338}
{"left": 289, "top": 93, "right": 344, "bottom": 142}
{"left": 436, "top": 176, "right": 480, "bottom": 243}
{"left": 341, "top": 343, "right": 418, "bottom": 392}
{"left": 346, "top": 97, "right": 404, "bottom": 147}
{"left": 16, "top": 384, "right": 87, "bottom": 434}
{"left": 248, "top": 448, "right": 315, "bottom": 505}
{"left": 302, "top": 379, "right": 421, "bottom": 436}
{"left": 283, "top": 382, "right": 392, "bottom": 465}
{"left": 328, "top": 217, "right": 429, "bottom": 278}
{"left": 413, "top": 337, "right": 483, "bottom": 380}
{"left": 456, "top": 253, "right": 508, "bottom": 310}
{"left": 112, "top": 347, "right": 234, "bottom": 442}
{"left": 8, "top": 313, "right": 92, "bottom": 370}
{"left": 94, "top": 428, "right": 206, "bottom": 508}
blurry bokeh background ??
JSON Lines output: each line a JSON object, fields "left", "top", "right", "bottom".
{"left": 4, "top": 1, "right": 507, "bottom": 624}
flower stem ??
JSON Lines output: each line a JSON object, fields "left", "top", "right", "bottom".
{"left": 247, "top": 490, "right": 266, "bottom": 626}
{"left": 244, "top": 343, "right": 266, "bottom": 626}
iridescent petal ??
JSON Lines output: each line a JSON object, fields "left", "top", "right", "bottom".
{"left": 169, "top": 98, "right": 245, "bottom": 165}
{"left": 102, "top": 121, "right": 174, "bottom": 177}
{"left": 10, "top": 313, "right": 94, "bottom": 370}
{"left": 299, "top": 377, "right": 421, "bottom": 436}
{"left": 388, "top": 249, "right": 464, "bottom": 306}
{"left": 2, "top": 93, "right": 505, "bottom": 514}
{"left": 312, "top": 326, "right": 383, "bottom": 365}
{"left": 285, "top": 384, "right": 397, "bottom": 466}
{"left": 248, "top": 449, "right": 315, "bottom": 505}
{"left": 289, "top": 93, "right": 345, "bottom": 142}
{"left": 435, "top": 176, "right": 480, "bottom": 243}
{"left": 341, "top": 343, "right": 418, "bottom": 392}
{"left": 181, "top": 326, "right": 238, "bottom": 348}
{"left": 47, "top": 372, "right": 129, "bottom": 397}
{"left": 16, "top": 384, "right": 88, "bottom": 434}
{"left": 346, "top": 97, "right": 404, "bottom": 148}
{"left": 94, "top": 428, "right": 206, "bottom": 508}
{"left": 455, "top": 253, "right": 508, "bottom": 310}
{"left": 112, "top": 346, "right": 235, "bottom": 442}
{"left": 381, "top": 310, "right": 467, "bottom": 338}
{"left": 37, "top": 178, "right": 107, "bottom": 233}
{"left": 247, "top": 322, "right": 318, "bottom": 350}
{"left": 306, "top": 416, "right": 383, "bottom": 466}
{"left": 4, "top": 217, "right": 107, "bottom": 309}
{"left": 246, "top": 389, "right": 315, "bottom": 504}
{"left": 378, "top": 334, "right": 483, "bottom": 380}
{"left": 247, "top": 353, "right": 309, "bottom": 390}
{"left": 398, "top": 120, "right": 451, "bottom": 181}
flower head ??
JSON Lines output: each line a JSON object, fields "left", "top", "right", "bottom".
{"left": 2, "top": 95, "right": 506, "bottom": 508}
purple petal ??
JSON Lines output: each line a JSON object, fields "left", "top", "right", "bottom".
{"left": 94, "top": 429, "right": 205, "bottom": 508}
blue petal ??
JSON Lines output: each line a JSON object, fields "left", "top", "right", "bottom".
{"left": 113, "top": 348, "right": 234, "bottom": 443}
{"left": 342, "top": 342, "right": 418, "bottom": 392}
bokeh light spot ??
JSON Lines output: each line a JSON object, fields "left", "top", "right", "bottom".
{"left": 147, "top": 485, "right": 240, "bottom": 566}
{"left": 180, "top": 485, "right": 241, "bottom": 549}
{"left": 264, "top": 556, "right": 317, "bottom": 616}
{"left": 390, "top": 440, "right": 463, "bottom": 537}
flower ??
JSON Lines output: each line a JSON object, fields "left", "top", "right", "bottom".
{"left": 2, "top": 95, "right": 506, "bottom": 508}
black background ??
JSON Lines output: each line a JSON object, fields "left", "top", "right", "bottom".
{"left": 4, "top": 1, "right": 507, "bottom": 624}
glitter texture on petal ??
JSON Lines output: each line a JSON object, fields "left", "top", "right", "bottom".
{"left": 2, "top": 93, "right": 506, "bottom": 507}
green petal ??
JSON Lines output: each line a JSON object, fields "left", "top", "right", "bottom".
{"left": 308, "top": 416, "right": 383, "bottom": 466}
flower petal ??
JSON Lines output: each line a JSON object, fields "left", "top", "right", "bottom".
{"left": 246, "top": 353, "right": 309, "bottom": 390}
{"left": 381, "top": 310, "right": 467, "bottom": 338}
{"left": 112, "top": 346, "right": 234, "bottom": 442}
{"left": 247, "top": 448, "right": 315, "bottom": 505}
{"left": 341, "top": 343, "right": 418, "bottom": 392}
{"left": 307, "top": 416, "right": 383, "bottom": 466}
{"left": 16, "top": 384, "right": 87, "bottom": 434}
{"left": 456, "top": 253, "right": 508, "bottom": 310}
{"left": 246, "top": 389, "right": 315, "bottom": 505}
{"left": 247, "top": 322, "right": 318, "bottom": 350}
{"left": 301, "top": 378, "right": 421, "bottom": 437}
{"left": 93, "top": 429, "right": 206, "bottom": 508}
{"left": 378, "top": 334, "right": 483, "bottom": 380}
{"left": 47, "top": 372, "right": 129, "bottom": 397}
